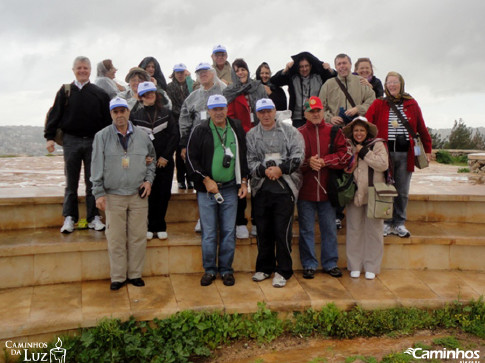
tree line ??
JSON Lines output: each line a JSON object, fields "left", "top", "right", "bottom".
{"left": 429, "top": 119, "right": 485, "bottom": 150}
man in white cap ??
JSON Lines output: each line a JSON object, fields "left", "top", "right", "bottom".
{"left": 186, "top": 94, "right": 249, "bottom": 287}
{"left": 246, "top": 98, "right": 304, "bottom": 288}
{"left": 179, "top": 62, "right": 227, "bottom": 232}
{"left": 211, "top": 44, "right": 232, "bottom": 85}
{"left": 91, "top": 97, "right": 156, "bottom": 290}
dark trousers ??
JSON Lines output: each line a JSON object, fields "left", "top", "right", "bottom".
{"left": 148, "top": 163, "right": 174, "bottom": 232}
{"left": 62, "top": 133, "right": 97, "bottom": 222}
{"left": 253, "top": 190, "right": 295, "bottom": 280}
{"left": 175, "top": 145, "right": 187, "bottom": 184}
{"left": 236, "top": 197, "right": 248, "bottom": 226}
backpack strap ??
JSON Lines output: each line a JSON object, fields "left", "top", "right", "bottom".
{"left": 335, "top": 78, "right": 356, "bottom": 108}
{"left": 329, "top": 125, "right": 339, "bottom": 154}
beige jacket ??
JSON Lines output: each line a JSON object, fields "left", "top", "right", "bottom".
{"left": 319, "top": 74, "right": 375, "bottom": 122}
{"left": 213, "top": 61, "right": 233, "bottom": 85}
{"left": 351, "top": 141, "right": 389, "bottom": 207}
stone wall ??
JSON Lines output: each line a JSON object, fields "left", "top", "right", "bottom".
{"left": 468, "top": 153, "right": 485, "bottom": 184}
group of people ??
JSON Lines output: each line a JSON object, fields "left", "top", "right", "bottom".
{"left": 44, "top": 46, "right": 432, "bottom": 291}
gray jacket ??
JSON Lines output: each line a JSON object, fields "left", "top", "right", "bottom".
{"left": 246, "top": 120, "right": 304, "bottom": 198}
{"left": 178, "top": 82, "right": 226, "bottom": 146}
{"left": 91, "top": 122, "right": 156, "bottom": 199}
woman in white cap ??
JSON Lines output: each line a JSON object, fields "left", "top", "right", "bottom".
{"left": 342, "top": 116, "right": 388, "bottom": 279}
{"left": 131, "top": 82, "right": 179, "bottom": 240}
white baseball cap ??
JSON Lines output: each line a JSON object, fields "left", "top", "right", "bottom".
{"left": 137, "top": 81, "right": 157, "bottom": 96}
{"left": 109, "top": 97, "right": 129, "bottom": 110}
{"left": 212, "top": 44, "right": 227, "bottom": 54}
{"left": 173, "top": 63, "right": 187, "bottom": 72}
{"left": 255, "top": 98, "right": 276, "bottom": 112}
{"left": 207, "top": 94, "right": 228, "bottom": 109}
{"left": 195, "top": 62, "right": 211, "bottom": 72}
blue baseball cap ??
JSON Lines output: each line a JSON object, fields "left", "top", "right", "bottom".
{"left": 109, "top": 97, "right": 129, "bottom": 110}
{"left": 255, "top": 98, "right": 275, "bottom": 112}
{"left": 137, "top": 81, "right": 157, "bottom": 96}
{"left": 173, "top": 63, "right": 187, "bottom": 72}
{"left": 195, "top": 62, "right": 211, "bottom": 72}
{"left": 207, "top": 94, "right": 228, "bottom": 109}
{"left": 212, "top": 44, "right": 227, "bottom": 54}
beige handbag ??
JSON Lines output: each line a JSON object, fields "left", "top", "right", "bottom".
{"left": 367, "top": 169, "right": 398, "bottom": 219}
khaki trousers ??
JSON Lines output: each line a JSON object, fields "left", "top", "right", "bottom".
{"left": 345, "top": 202, "right": 384, "bottom": 274}
{"left": 105, "top": 194, "right": 148, "bottom": 282}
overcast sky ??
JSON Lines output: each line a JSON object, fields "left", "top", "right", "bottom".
{"left": 1, "top": 0, "right": 484, "bottom": 129}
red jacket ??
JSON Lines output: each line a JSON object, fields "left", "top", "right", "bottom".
{"left": 365, "top": 98, "right": 432, "bottom": 172}
{"left": 228, "top": 94, "right": 252, "bottom": 133}
{"left": 298, "top": 120, "right": 351, "bottom": 202}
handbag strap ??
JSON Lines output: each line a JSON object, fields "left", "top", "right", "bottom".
{"left": 335, "top": 78, "right": 356, "bottom": 108}
{"left": 368, "top": 166, "right": 374, "bottom": 187}
{"left": 386, "top": 99, "right": 418, "bottom": 139}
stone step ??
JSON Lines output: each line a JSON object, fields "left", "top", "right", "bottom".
{"left": 1, "top": 189, "right": 485, "bottom": 231}
{"left": 1, "top": 270, "right": 484, "bottom": 341}
{"left": 0, "top": 221, "right": 483, "bottom": 289}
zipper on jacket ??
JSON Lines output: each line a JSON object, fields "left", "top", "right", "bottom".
{"left": 316, "top": 124, "right": 321, "bottom": 201}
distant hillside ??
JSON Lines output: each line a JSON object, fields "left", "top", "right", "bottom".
{"left": 0, "top": 125, "right": 484, "bottom": 156}
{"left": 0, "top": 126, "right": 51, "bottom": 156}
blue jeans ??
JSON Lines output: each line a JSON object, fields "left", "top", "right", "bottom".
{"left": 62, "top": 133, "right": 97, "bottom": 222}
{"left": 197, "top": 184, "right": 238, "bottom": 275}
{"left": 387, "top": 152, "right": 412, "bottom": 227}
{"left": 297, "top": 199, "right": 338, "bottom": 271}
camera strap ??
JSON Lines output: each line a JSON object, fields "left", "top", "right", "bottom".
{"left": 214, "top": 123, "right": 228, "bottom": 151}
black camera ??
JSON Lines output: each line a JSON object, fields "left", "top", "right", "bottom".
{"left": 222, "top": 154, "right": 232, "bottom": 168}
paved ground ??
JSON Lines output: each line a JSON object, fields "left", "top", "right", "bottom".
{"left": 0, "top": 156, "right": 484, "bottom": 198}
{"left": 1, "top": 270, "right": 484, "bottom": 341}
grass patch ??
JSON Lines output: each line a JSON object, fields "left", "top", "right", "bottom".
{"left": 7, "top": 297, "right": 484, "bottom": 363}
{"left": 432, "top": 336, "right": 461, "bottom": 349}
{"left": 458, "top": 167, "right": 470, "bottom": 173}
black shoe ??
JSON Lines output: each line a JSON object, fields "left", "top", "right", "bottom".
{"left": 187, "top": 181, "right": 194, "bottom": 189}
{"left": 325, "top": 267, "right": 343, "bottom": 278}
{"left": 178, "top": 182, "right": 186, "bottom": 190}
{"left": 222, "top": 273, "right": 235, "bottom": 286}
{"left": 110, "top": 280, "right": 126, "bottom": 291}
{"left": 303, "top": 269, "right": 315, "bottom": 279}
{"left": 128, "top": 278, "right": 145, "bottom": 287}
{"left": 200, "top": 273, "right": 216, "bottom": 286}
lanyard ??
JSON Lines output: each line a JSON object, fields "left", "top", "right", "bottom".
{"left": 214, "top": 123, "right": 228, "bottom": 150}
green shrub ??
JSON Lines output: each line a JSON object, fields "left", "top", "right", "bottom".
{"left": 436, "top": 150, "right": 453, "bottom": 164}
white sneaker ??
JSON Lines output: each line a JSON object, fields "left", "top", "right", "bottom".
{"left": 147, "top": 231, "right": 154, "bottom": 240}
{"left": 251, "top": 225, "right": 257, "bottom": 236}
{"left": 350, "top": 271, "right": 361, "bottom": 278}
{"left": 365, "top": 272, "right": 376, "bottom": 280}
{"left": 252, "top": 272, "right": 270, "bottom": 282}
{"left": 272, "top": 272, "right": 286, "bottom": 288}
{"left": 60, "top": 216, "right": 74, "bottom": 233}
{"left": 194, "top": 219, "right": 201, "bottom": 233}
{"left": 383, "top": 224, "right": 393, "bottom": 237}
{"left": 394, "top": 225, "right": 411, "bottom": 238}
{"left": 236, "top": 225, "right": 249, "bottom": 239}
{"left": 157, "top": 231, "right": 168, "bottom": 240}
{"left": 88, "top": 216, "right": 105, "bottom": 231}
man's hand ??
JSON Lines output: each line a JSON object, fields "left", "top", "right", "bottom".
{"left": 263, "top": 85, "right": 272, "bottom": 96}
{"left": 96, "top": 196, "right": 106, "bottom": 211}
{"left": 283, "top": 61, "right": 294, "bottom": 74}
{"left": 330, "top": 116, "right": 344, "bottom": 125}
{"left": 203, "top": 176, "right": 219, "bottom": 194}
{"left": 309, "top": 155, "right": 325, "bottom": 171}
{"left": 157, "top": 157, "right": 168, "bottom": 168}
{"left": 359, "top": 78, "right": 373, "bottom": 88}
{"left": 181, "top": 148, "right": 187, "bottom": 161}
{"left": 146, "top": 156, "right": 154, "bottom": 165}
{"left": 344, "top": 107, "right": 359, "bottom": 117}
{"left": 140, "top": 181, "right": 152, "bottom": 198}
{"left": 265, "top": 166, "right": 283, "bottom": 180}
{"left": 238, "top": 183, "right": 248, "bottom": 199}
{"left": 46, "top": 140, "right": 55, "bottom": 153}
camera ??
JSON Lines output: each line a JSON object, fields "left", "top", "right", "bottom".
{"left": 222, "top": 154, "right": 232, "bottom": 168}
{"left": 214, "top": 192, "right": 224, "bottom": 204}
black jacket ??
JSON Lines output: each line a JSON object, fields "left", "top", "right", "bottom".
{"left": 186, "top": 117, "right": 249, "bottom": 192}
{"left": 270, "top": 51, "right": 335, "bottom": 119}
{"left": 44, "top": 82, "right": 111, "bottom": 139}
{"left": 131, "top": 105, "right": 179, "bottom": 164}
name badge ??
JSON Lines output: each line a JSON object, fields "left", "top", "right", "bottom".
{"left": 149, "top": 133, "right": 155, "bottom": 141}
{"left": 265, "top": 152, "right": 281, "bottom": 164}
{"left": 200, "top": 111, "right": 207, "bottom": 120}
{"left": 250, "top": 113, "right": 255, "bottom": 123}
{"left": 122, "top": 156, "right": 130, "bottom": 169}
{"left": 414, "top": 145, "right": 421, "bottom": 156}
